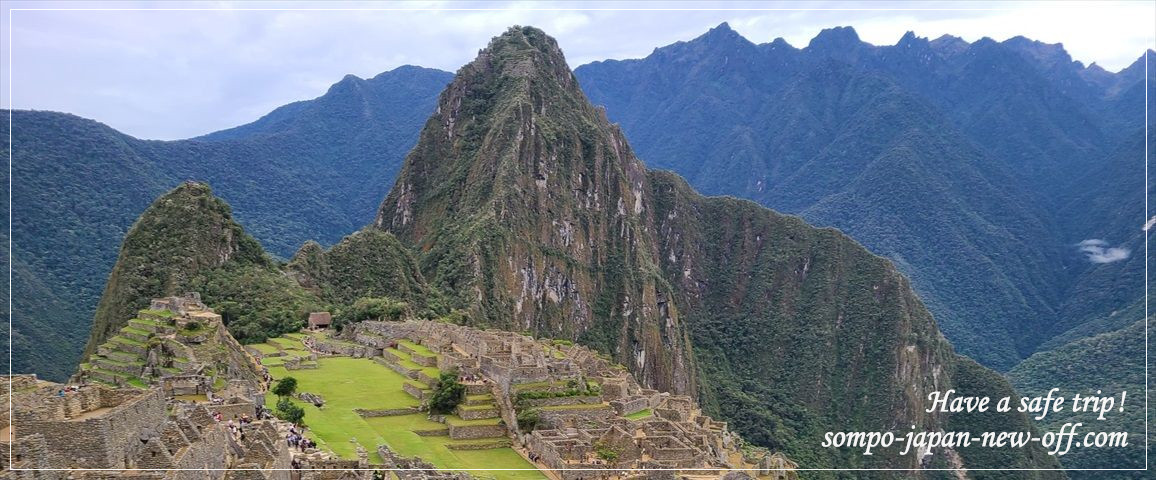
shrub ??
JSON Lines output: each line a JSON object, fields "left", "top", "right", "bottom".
{"left": 594, "top": 441, "right": 618, "bottom": 461}
{"left": 428, "top": 371, "right": 465, "bottom": 414}
{"left": 334, "top": 296, "right": 408, "bottom": 329}
{"left": 272, "top": 377, "right": 298, "bottom": 397}
{"left": 516, "top": 408, "right": 540, "bottom": 432}
{"left": 275, "top": 397, "right": 305, "bottom": 424}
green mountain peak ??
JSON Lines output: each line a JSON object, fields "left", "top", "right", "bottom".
{"left": 81, "top": 181, "right": 311, "bottom": 362}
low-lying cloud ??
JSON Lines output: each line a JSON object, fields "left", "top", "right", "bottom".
{"left": 1077, "top": 239, "right": 1131, "bottom": 263}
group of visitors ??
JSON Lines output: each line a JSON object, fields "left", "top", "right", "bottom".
{"left": 286, "top": 425, "right": 316, "bottom": 452}
{"left": 226, "top": 419, "right": 246, "bottom": 441}
{"left": 54, "top": 385, "right": 82, "bottom": 396}
{"left": 459, "top": 373, "right": 483, "bottom": 383}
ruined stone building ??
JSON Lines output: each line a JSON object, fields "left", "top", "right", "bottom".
{"left": 0, "top": 375, "right": 290, "bottom": 480}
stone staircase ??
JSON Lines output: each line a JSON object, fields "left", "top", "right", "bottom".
{"left": 81, "top": 314, "right": 168, "bottom": 387}
{"left": 79, "top": 310, "right": 188, "bottom": 388}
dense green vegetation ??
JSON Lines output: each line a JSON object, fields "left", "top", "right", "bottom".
{"left": 1008, "top": 312, "right": 1149, "bottom": 475}
{"left": 428, "top": 371, "right": 466, "bottom": 414}
{"left": 192, "top": 262, "right": 323, "bottom": 344}
{"left": 272, "top": 376, "right": 298, "bottom": 398}
{"left": 288, "top": 229, "right": 446, "bottom": 319}
{"left": 275, "top": 397, "right": 306, "bottom": 425}
{"left": 943, "top": 357, "right": 1063, "bottom": 478}
{"left": 83, "top": 182, "right": 268, "bottom": 356}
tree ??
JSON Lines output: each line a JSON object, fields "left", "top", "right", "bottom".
{"left": 516, "top": 408, "right": 540, "bottom": 432}
{"left": 272, "top": 376, "right": 298, "bottom": 398}
{"left": 275, "top": 397, "right": 305, "bottom": 424}
{"left": 427, "top": 371, "right": 465, "bottom": 414}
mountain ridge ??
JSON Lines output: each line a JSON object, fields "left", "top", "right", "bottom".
{"left": 572, "top": 22, "right": 1150, "bottom": 370}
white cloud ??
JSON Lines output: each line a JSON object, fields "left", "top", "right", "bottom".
{"left": 1, "top": 0, "right": 1152, "bottom": 139}
{"left": 1078, "top": 239, "right": 1132, "bottom": 264}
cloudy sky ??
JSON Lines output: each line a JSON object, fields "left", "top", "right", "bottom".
{"left": 3, "top": 0, "right": 1153, "bottom": 140}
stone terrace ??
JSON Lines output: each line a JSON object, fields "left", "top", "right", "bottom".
{"left": 76, "top": 293, "right": 265, "bottom": 396}
{"left": 337, "top": 321, "right": 794, "bottom": 479}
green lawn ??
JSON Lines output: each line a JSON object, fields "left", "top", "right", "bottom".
{"left": 363, "top": 414, "right": 537, "bottom": 479}
{"left": 625, "top": 409, "right": 653, "bottom": 420}
{"left": 265, "top": 356, "right": 543, "bottom": 479}
{"left": 260, "top": 357, "right": 285, "bottom": 366}
{"left": 267, "top": 337, "right": 300, "bottom": 349}
{"left": 248, "top": 343, "right": 280, "bottom": 354}
{"left": 397, "top": 339, "right": 434, "bottom": 356}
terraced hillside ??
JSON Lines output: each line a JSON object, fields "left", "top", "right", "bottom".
{"left": 77, "top": 294, "right": 264, "bottom": 393}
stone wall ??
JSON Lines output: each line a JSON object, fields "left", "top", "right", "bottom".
{"left": 610, "top": 396, "right": 649, "bottom": 416}
{"left": 163, "top": 375, "right": 211, "bottom": 396}
{"left": 446, "top": 423, "right": 506, "bottom": 440}
{"left": 355, "top": 407, "right": 419, "bottom": 417}
{"left": 536, "top": 406, "right": 615, "bottom": 429}
{"left": 376, "top": 444, "right": 477, "bottom": 480}
{"left": 312, "top": 338, "right": 378, "bottom": 358}
{"left": 208, "top": 403, "right": 259, "bottom": 421}
{"left": 16, "top": 387, "right": 168, "bottom": 469}
{"left": 523, "top": 395, "right": 603, "bottom": 408}
{"left": 402, "top": 381, "right": 429, "bottom": 401}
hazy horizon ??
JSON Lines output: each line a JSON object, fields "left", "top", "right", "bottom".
{"left": 3, "top": 0, "right": 1154, "bottom": 140}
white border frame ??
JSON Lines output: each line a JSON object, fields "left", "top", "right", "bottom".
{"left": 4, "top": 1, "right": 1151, "bottom": 475}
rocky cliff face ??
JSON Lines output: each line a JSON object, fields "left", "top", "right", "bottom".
{"left": 374, "top": 27, "right": 696, "bottom": 395}
{"left": 368, "top": 26, "right": 1060, "bottom": 473}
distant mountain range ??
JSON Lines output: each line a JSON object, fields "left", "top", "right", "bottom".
{"left": 574, "top": 23, "right": 1151, "bottom": 371}
{"left": 3, "top": 23, "right": 1148, "bottom": 397}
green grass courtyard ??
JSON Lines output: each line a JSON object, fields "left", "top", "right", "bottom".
{"left": 264, "top": 356, "right": 544, "bottom": 480}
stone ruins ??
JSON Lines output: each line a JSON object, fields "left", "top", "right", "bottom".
{"left": 0, "top": 374, "right": 289, "bottom": 479}
{"left": 75, "top": 293, "right": 265, "bottom": 397}
{"left": 5, "top": 294, "right": 796, "bottom": 479}
{"left": 324, "top": 320, "right": 798, "bottom": 479}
